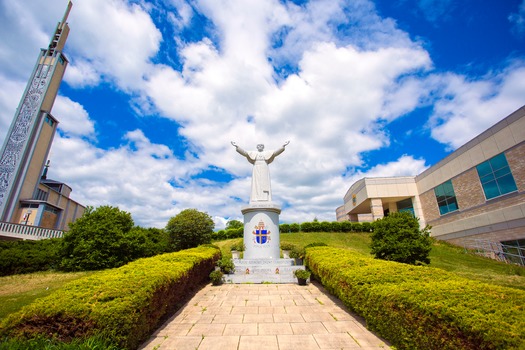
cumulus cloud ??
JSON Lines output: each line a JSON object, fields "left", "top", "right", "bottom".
{"left": 64, "top": 0, "right": 162, "bottom": 89}
{"left": 53, "top": 96, "right": 96, "bottom": 138}
{"left": 427, "top": 63, "right": 525, "bottom": 149}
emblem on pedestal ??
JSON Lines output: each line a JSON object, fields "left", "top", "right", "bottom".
{"left": 253, "top": 220, "right": 271, "bottom": 244}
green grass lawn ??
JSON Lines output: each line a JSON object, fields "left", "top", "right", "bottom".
{"left": 215, "top": 231, "right": 525, "bottom": 290}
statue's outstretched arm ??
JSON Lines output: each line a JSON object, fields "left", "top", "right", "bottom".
{"left": 267, "top": 141, "right": 289, "bottom": 163}
{"left": 231, "top": 141, "right": 249, "bottom": 158}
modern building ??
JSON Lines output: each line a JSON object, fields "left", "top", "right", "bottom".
{"left": 337, "top": 105, "right": 525, "bottom": 258}
{"left": 0, "top": 2, "right": 84, "bottom": 238}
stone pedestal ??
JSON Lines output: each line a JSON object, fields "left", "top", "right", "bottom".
{"left": 224, "top": 258, "right": 305, "bottom": 284}
{"left": 223, "top": 201, "right": 305, "bottom": 283}
{"left": 241, "top": 202, "right": 281, "bottom": 260}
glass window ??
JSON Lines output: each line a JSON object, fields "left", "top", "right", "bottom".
{"left": 397, "top": 198, "right": 415, "bottom": 216}
{"left": 476, "top": 153, "right": 517, "bottom": 200}
{"left": 434, "top": 180, "right": 459, "bottom": 215}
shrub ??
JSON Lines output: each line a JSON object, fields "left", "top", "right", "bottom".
{"left": 293, "top": 269, "right": 311, "bottom": 280}
{"left": 340, "top": 221, "right": 353, "bottom": 232}
{"left": 289, "top": 223, "right": 300, "bottom": 232}
{"left": 225, "top": 227, "right": 243, "bottom": 239}
{"left": 319, "top": 221, "right": 332, "bottom": 232}
{"left": 361, "top": 221, "right": 373, "bottom": 232}
{"left": 0, "top": 246, "right": 220, "bottom": 349}
{"left": 0, "top": 239, "right": 61, "bottom": 276}
{"left": 305, "top": 247, "right": 525, "bottom": 350}
{"left": 225, "top": 220, "right": 243, "bottom": 230}
{"left": 300, "top": 222, "right": 313, "bottom": 232}
{"left": 371, "top": 211, "right": 432, "bottom": 265}
{"left": 166, "top": 209, "right": 214, "bottom": 251}
{"left": 279, "top": 223, "right": 290, "bottom": 233}
{"left": 59, "top": 206, "right": 135, "bottom": 271}
{"left": 217, "top": 256, "right": 235, "bottom": 274}
{"left": 280, "top": 242, "right": 295, "bottom": 251}
{"left": 209, "top": 270, "right": 223, "bottom": 285}
{"left": 230, "top": 239, "right": 244, "bottom": 251}
{"left": 331, "top": 221, "right": 342, "bottom": 232}
{"left": 351, "top": 222, "right": 363, "bottom": 231}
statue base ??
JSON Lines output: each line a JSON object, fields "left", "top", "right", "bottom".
{"left": 241, "top": 202, "right": 281, "bottom": 259}
{"left": 224, "top": 258, "right": 306, "bottom": 284}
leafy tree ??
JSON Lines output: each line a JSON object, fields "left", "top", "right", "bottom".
{"left": 122, "top": 227, "right": 170, "bottom": 259}
{"left": 226, "top": 220, "right": 243, "bottom": 230}
{"left": 370, "top": 212, "right": 432, "bottom": 265}
{"left": 166, "top": 209, "right": 214, "bottom": 251}
{"left": 59, "top": 206, "right": 135, "bottom": 271}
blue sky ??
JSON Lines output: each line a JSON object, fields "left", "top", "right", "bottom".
{"left": 1, "top": 0, "right": 524, "bottom": 229}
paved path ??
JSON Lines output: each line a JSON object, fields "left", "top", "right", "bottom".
{"left": 140, "top": 282, "right": 391, "bottom": 350}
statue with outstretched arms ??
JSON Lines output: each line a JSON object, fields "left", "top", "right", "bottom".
{"left": 231, "top": 141, "right": 289, "bottom": 202}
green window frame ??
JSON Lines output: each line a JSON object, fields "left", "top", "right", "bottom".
{"left": 476, "top": 153, "right": 517, "bottom": 200}
{"left": 434, "top": 180, "right": 458, "bottom": 215}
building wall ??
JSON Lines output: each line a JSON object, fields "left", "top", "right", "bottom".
{"left": 421, "top": 141, "right": 524, "bottom": 244}
{"left": 507, "top": 144, "right": 525, "bottom": 192}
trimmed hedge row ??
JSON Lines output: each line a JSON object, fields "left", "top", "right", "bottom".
{"left": 0, "top": 245, "right": 220, "bottom": 349}
{"left": 305, "top": 247, "right": 525, "bottom": 350}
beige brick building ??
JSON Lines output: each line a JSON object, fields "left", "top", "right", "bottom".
{"left": 337, "top": 105, "right": 525, "bottom": 258}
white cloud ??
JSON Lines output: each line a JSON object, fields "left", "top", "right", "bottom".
{"left": 352, "top": 154, "right": 428, "bottom": 179}
{"left": 427, "top": 64, "right": 525, "bottom": 149}
{"left": 64, "top": 0, "right": 162, "bottom": 89}
{"left": 53, "top": 96, "right": 96, "bottom": 138}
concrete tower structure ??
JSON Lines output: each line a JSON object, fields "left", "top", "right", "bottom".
{"left": 0, "top": 2, "right": 84, "bottom": 235}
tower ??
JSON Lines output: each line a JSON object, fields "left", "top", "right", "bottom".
{"left": 0, "top": 2, "right": 81, "bottom": 230}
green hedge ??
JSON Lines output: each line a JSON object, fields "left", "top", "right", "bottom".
{"left": 0, "top": 239, "right": 61, "bottom": 276}
{"left": 305, "top": 247, "right": 525, "bottom": 350}
{"left": 0, "top": 246, "right": 220, "bottom": 349}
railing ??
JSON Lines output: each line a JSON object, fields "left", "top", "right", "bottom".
{"left": 0, "top": 221, "right": 64, "bottom": 240}
{"left": 463, "top": 239, "right": 525, "bottom": 266}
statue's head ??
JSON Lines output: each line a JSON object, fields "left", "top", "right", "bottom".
{"left": 257, "top": 144, "right": 264, "bottom": 151}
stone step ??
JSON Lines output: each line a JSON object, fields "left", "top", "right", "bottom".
{"left": 232, "top": 258, "right": 298, "bottom": 266}
{"left": 224, "top": 273, "right": 308, "bottom": 284}
{"left": 232, "top": 265, "right": 303, "bottom": 275}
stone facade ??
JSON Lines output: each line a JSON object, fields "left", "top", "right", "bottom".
{"left": 507, "top": 143, "right": 525, "bottom": 192}
{"left": 453, "top": 169, "right": 486, "bottom": 211}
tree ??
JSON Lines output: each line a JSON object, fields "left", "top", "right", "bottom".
{"left": 226, "top": 219, "right": 243, "bottom": 230}
{"left": 59, "top": 206, "right": 134, "bottom": 271}
{"left": 166, "top": 209, "right": 214, "bottom": 251}
{"left": 370, "top": 211, "right": 432, "bottom": 265}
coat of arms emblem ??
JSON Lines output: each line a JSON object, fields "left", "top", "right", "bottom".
{"left": 253, "top": 220, "right": 270, "bottom": 244}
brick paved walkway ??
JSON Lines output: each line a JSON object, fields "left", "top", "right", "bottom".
{"left": 140, "top": 282, "right": 390, "bottom": 350}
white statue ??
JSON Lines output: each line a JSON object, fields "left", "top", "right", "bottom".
{"left": 231, "top": 141, "right": 290, "bottom": 202}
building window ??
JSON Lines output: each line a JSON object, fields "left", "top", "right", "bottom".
{"left": 44, "top": 115, "right": 55, "bottom": 126}
{"left": 397, "top": 198, "right": 414, "bottom": 216}
{"left": 476, "top": 153, "right": 517, "bottom": 200}
{"left": 434, "top": 180, "right": 458, "bottom": 215}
